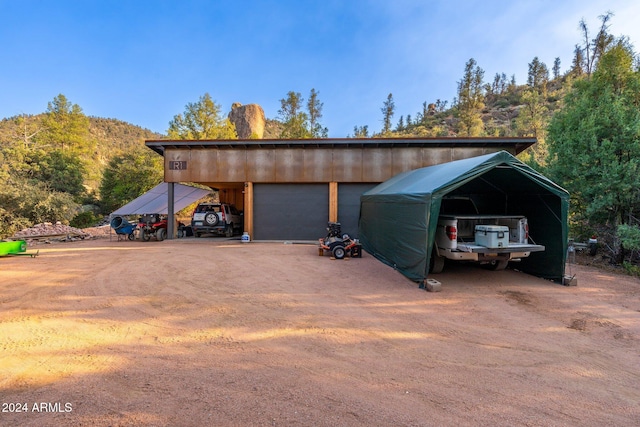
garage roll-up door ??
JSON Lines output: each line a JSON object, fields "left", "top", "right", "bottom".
{"left": 338, "top": 183, "right": 378, "bottom": 238}
{"left": 253, "top": 184, "right": 328, "bottom": 240}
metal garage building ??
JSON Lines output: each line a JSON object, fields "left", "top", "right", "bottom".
{"left": 145, "top": 137, "right": 535, "bottom": 240}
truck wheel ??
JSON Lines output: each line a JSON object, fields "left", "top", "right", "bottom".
{"left": 487, "top": 260, "right": 509, "bottom": 270}
{"left": 332, "top": 245, "right": 346, "bottom": 259}
{"left": 128, "top": 233, "right": 135, "bottom": 241}
{"left": 156, "top": 228, "right": 166, "bottom": 241}
{"left": 430, "top": 253, "right": 445, "bottom": 274}
{"left": 225, "top": 224, "right": 233, "bottom": 237}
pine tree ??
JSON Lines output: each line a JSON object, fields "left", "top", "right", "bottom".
{"left": 456, "top": 58, "right": 485, "bottom": 136}
{"left": 278, "top": 91, "right": 310, "bottom": 139}
{"left": 352, "top": 125, "right": 369, "bottom": 138}
{"left": 578, "top": 12, "right": 615, "bottom": 75}
{"left": 307, "top": 88, "right": 328, "bottom": 138}
{"left": 381, "top": 93, "right": 395, "bottom": 134}
{"left": 552, "top": 57, "right": 561, "bottom": 80}
{"left": 547, "top": 43, "right": 640, "bottom": 262}
{"left": 527, "top": 57, "right": 549, "bottom": 95}
{"left": 40, "top": 94, "right": 90, "bottom": 153}
{"left": 167, "top": 93, "right": 237, "bottom": 140}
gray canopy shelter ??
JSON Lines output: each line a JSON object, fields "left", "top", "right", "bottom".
{"left": 359, "top": 151, "right": 569, "bottom": 286}
{"left": 111, "top": 182, "right": 211, "bottom": 216}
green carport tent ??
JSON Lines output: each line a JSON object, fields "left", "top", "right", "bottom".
{"left": 359, "top": 151, "right": 569, "bottom": 286}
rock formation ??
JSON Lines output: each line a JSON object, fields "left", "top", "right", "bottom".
{"left": 228, "top": 103, "right": 266, "bottom": 139}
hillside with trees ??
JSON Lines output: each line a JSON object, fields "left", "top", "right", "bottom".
{"left": 2, "top": 12, "right": 640, "bottom": 270}
{"left": 0, "top": 99, "right": 163, "bottom": 236}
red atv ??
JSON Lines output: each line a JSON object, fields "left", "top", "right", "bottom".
{"left": 136, "top": 214, "right": 168, "bottom": 241}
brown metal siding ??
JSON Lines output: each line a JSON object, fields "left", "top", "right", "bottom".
{"left": 164, "top": 146, "right": 515, "bottom": 184}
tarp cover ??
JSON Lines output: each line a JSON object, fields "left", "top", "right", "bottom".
{"left": 111, "top": 183, "right": 211, "bottom": 216}
{"left": 359, "top": 151, "right": 569, "bottom": 284}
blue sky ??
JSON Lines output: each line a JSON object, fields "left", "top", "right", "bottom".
{"left": 1, "top": 0, "right": 639, "bottom": 138}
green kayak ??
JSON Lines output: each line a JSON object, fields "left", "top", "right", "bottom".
{"left": 0, "top": 240, "right": 37, "bottom": 257}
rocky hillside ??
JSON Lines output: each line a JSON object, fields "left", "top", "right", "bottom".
{"left": 89, "top": 117, "right": 164, "bottom": 153}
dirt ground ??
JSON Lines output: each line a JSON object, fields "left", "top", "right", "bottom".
{"left": 1, "top": 237, "right": 639, "bottom": 427}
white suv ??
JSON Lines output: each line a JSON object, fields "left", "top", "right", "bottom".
{"left": 191, "top": 203, "right": 242, "bottom": 237}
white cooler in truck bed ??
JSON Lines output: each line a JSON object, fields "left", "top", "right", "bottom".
{"left": 475, "top": 225, "right": 509, "bottom": 248}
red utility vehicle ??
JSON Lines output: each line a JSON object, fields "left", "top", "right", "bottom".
{"left": 136, "top": 214, "right": 168, "bottom": 241}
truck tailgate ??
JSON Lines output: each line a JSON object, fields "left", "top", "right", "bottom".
{"left": 456, "top": 243, "right": 545, "bottom": 254}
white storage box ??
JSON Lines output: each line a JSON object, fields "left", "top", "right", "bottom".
{"left": 475, "top": 225, "right": 509, "bottom": 248}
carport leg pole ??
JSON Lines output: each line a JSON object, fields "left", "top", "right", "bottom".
{"left": 167, "top": 182, "right": 175, "bottom": 239}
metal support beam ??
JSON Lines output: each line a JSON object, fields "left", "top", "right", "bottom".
{"left": 167, "top": 182, "right": 175, "bottom": 239}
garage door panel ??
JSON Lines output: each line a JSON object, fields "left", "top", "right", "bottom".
{"left": 254, "top": 184, "right": 328, "bottom": 240}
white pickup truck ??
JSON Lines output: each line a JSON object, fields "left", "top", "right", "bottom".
{"left": 431, "top": 197, "right": 545, "bottom": 273}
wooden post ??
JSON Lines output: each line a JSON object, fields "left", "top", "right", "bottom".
{"left": 329, "top": 182, "right": 338, "bottom": 223}
{"left": 244, "top": 182, "right": 254, "bottom": 238}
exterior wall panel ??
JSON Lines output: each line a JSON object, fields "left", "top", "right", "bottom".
{"left": 422, "top": 148, "right": 452, "bottom": 167}
{"left": 392, "top": 148, "right": 426, "bottom": 176}
{"left": 303, "top": 149, "right": 333, "bottom": 182}
{"left": 362, "top": 148, "right": 392, "bottom": 182}
{"left": 247, "top": 149, "right": 277, "bottom": 182}
{"left": 275, "top": 149, "right": 304, "bottom": 182}
{"left": 333, "top": 149, "right": 363, "bottom": 182}
{"left": 217, "top": 150, "right": 246, "bottom": 182}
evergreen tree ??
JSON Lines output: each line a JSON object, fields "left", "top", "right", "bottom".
{"left": 547, "top": 43, "right": 640, "bottom": 262}
{"left": 527, "top": 57, "right": 549, "bottom": 94}
{"left": 30, "top": 149, "right": 86, "bottom": 198}
{"left": 99, "top": 151, "right": 163, "bottom": 212}
{"left": 456, "top": 58, "right": 485, "bottom": 136}
{"left": 578, "top": 12, "right": 615, "bottom": 75}
{"left": 508, "top": 75, "right": 517, "bottom": 92}
{"left": 168, "top": 93, "right": 237, "bottom": 140}
{"left": 40, "top": 94, "right": 91, "bottom": 153}
{"left": 381, "top": 93, "right": 395, "bottom": 134}
{"left": 352, "top": 125, "right": 369, "bottom": 138}
{"left": 307, "top": 88, "right": 328, "bottom": 138}
{"left": 552, "top": 57, "right": 561, "bottom": 80}
{"left": 570, "top": 44, "right": 586, "bottom": 77}
{"left": 515, "top": 89, "right": 548, "bottom": 166}
{"left": 278, "top": 91, "right": 310, "bottom": 138}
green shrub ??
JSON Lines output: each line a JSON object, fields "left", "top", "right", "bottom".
{"left": 0, "top": 208, "right": 31, "bottom": 239}
{"left": 618, "top": 224, "right": 640, "bottom": 251}
{"left": 70, "top": 211, "right": 100, "bottom": 228}
{"left": 622, "top": 262, "right": 640, "bottom": 277}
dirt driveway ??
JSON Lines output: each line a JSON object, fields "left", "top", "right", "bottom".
{"left": 1, "top": 238, "right": 639, "bottom": 426}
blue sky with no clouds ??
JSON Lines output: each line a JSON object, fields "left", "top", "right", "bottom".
{"left": 1, "top": 0, "right": 639, "bottom": 138}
